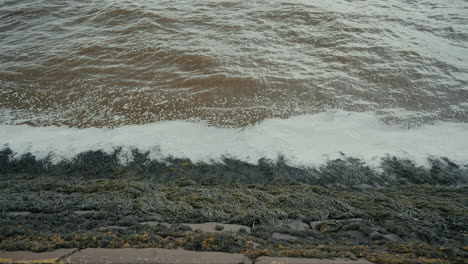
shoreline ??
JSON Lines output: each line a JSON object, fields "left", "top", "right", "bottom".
{"left": 2, "top": 110, "right": 468, "bottom": 168}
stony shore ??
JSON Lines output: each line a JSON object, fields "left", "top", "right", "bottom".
{"left": 1, "top": 149, "right": 467, "bottom": 263}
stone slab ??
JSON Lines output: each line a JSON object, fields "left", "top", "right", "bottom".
{"left": 256, "top": 257, "right": 373, "bottom": 264}
{"left": 182, "top": 222, "right": 251, "bottom": 233}
{"left": 0, "top": 249, "right": 77, "bottom": 264}
{"left": 62, "top": 248, "right": 252, "bottom": 264}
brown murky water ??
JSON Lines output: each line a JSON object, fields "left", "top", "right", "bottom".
{"left": 1, "top": 0, "right": 467, "bottom": 127}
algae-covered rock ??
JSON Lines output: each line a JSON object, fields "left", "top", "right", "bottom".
{"left": 272, "top": 232, "right": 299, "bottom": 241}
{"left": 1, "top": 148, "right": 467, "bottom": 263}
{"left": 277, "top": 220, "right": 310, "bottom": 231}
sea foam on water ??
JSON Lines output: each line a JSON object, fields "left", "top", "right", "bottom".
{"left": 1, "top": 111, "right": 467, "bottom": 168}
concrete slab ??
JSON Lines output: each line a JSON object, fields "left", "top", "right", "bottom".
{"left": 62, "top": 248, "right": 252, "bottom": 264}
{"left": 256, "top": 256, "right": 373, "bottom": 264}
{"left": 0, "top": 248, "right": 77, "bottom": 264}
{"left": 182, "top": 223, "right": 251, "bottom": 233}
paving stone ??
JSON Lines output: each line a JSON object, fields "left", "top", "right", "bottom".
{"left": 182, "top": 222, "right": 251, "bottom": 233}
{"left": 61, "top": 248, "right": 252, "bottom": 264}
{"left": 256, "top": 256, "right": 374, "bottom": 264}
{"left": 0, "top": 248, "right": 77, "bottom": 264}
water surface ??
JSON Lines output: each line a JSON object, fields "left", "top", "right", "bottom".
{"left": 1, "top": 0, "right": 467, "bottom": 128}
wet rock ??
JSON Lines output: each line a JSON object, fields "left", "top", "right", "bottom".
{"left": 310, "top": 221, "right": 340, "bottom": 233}
{"left": 369, "top": 231, "right": 384, "bottom": 241}
{"left": 344, "top": 230, "right": 369, "bottom": 242}
{"left": 6, "top": 211, "right": 31, "bottom": 216}
{"left": 370, "top": 231, "right": 400, "bottom": 241}
{"left": 140, "top": 221, "right": 171, "bottom": 228}
{"left": 139, "top": 213, "right": 164, "bottom": 222}
{"left": 272, "top": 232, "right": 299, "bottom": 240}
{"left": 73, "top": 210, "right": 97, "bottom": 216}
{"left": 97, "top": 225, "right": 129, "bottom": 231}
{"left": 181, "top": 222, "right": 251, "bottom": 233}
{"left": 277, "top": 219, "right": 310, "bottom": 230}
{"left": 369, "top": 227, "right": 385, "bottom": 233}
{"left": 309, "top": 218, "right": 362, "bottom": 230}
{"left": 382, "top": 233, "right": 400, "bottom": 241}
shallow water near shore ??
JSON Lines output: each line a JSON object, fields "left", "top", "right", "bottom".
{"left": 1, "top": 0, "right": 468, "bottom": 165}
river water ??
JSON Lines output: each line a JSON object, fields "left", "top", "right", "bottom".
{"left": 1, "top": 0, "right": 467, "bottom": 165}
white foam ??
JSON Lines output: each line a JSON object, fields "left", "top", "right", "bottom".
{"left": 1, "top": 111, "right": 467, "bottom": 167}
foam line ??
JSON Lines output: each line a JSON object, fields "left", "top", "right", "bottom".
{"left": 1, "top": 111, "right": 467, "bottom": 167}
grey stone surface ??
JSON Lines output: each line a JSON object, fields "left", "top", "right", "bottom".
{"left": 256, "top": 256, "right": 374, "bottom": 264}
{"left": 0, "top": 249, "right": 77, "bottom": 263}
{"left": 6, "top": 211, "right": 32, "bottom": 216}
{"left": 277, "top": 220, "right": 310, "bottom": 230}
{"left": 96, "top": 225, "right": 129, "bottom": 231}
{"left": 382, "top": 233, "right": 400, "bottom": 241}
{"left": 310, "top": 218, "right": 363, "bottom": 230}
{"left": 182, "top": 222, "right": 251, "bottom": 233}
{"left": 140, "top": 221, "right": 172, "bottom": 228}
{"left": 62, "top": 248, "right": 252, "bottom": 264}
{"left": 272, "top": 232, "right": 299, "bottom": 240}
{"left": 344, "top": 230, "right": 368, "bottom": 242}
{"left": 143, "top": 214, "right": 164, "bottom": 221}
{"left": 73, "top": 210, "right": 97, "bottom": 216}
{"left": 369, "top": 232, "right": 400, "bottom": 242}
